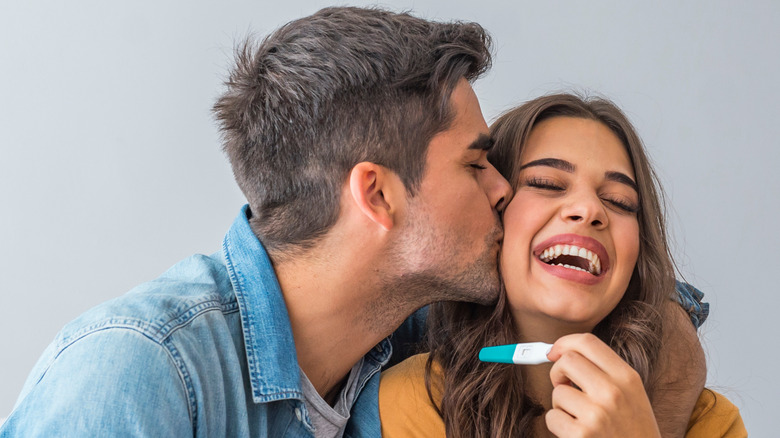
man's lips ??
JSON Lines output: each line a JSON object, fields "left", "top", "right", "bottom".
{"left": 492, "top": 225, "right": 504, "bottom": 246}
{"left": 532, "top": 234, "right": 610, "bottom": 283}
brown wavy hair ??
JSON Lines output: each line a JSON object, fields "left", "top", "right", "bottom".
{"left": 424, "top": 93, "right": 676, "bottom": 437}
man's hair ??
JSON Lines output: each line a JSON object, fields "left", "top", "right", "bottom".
{"left": 213, "top": 7, "right": 492, "bottom": 255}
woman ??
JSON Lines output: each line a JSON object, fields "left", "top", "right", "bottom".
{"left": 379, "top": 94, "right": 745, "bottom": 437}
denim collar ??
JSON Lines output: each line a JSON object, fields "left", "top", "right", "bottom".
{"left": 222, "top": 206, "right": 394, "bottom": 404}
{"left": 223, "top": 205, "right": 302, "bottom": 403}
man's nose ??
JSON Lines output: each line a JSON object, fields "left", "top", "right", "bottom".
{"left": 483, "top": 165, "right": 512, "bottom": 213}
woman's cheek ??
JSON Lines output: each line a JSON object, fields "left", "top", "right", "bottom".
{"left": 612, "top": 215, "right": 640, "bottom": 286}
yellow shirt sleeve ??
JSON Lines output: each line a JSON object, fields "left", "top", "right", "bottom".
{"left": 379, "top": 353, "right": 446, "bottom": 438}
{"left": 380, "top": 353, "right": 747, "bottom": 438}
{"left": 686, "top": 389, "right": 747, "bottom": 437}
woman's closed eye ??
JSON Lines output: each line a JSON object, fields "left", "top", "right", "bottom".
{"left": 523, "top": 175, "right": 640, "bottom": 213}
{"left": 602, "top": 195, "right": 639, "bottom": 214}
{"left": 523, "top": 176, "right": 565, "bottom": 191}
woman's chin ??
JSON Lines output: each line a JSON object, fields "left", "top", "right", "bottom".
{"left": 511, "top": 308, "right": 602, "bottom": 340}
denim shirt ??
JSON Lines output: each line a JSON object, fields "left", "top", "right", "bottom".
{"left": 1, "top": 206, "right": 707, "bottom": 437}
{"left": 1, "top": 206, "right": 421, "bottom": 437}
{"left": 674, "top": 281, "right": 709, "bottom": 328}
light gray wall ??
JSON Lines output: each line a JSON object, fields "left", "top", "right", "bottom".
{"left": 1, "top": 1, "right": 776, "bottom": 433}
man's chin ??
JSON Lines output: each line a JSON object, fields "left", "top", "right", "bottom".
{"left": 466, "top": 281, "right": 500, "bottom": 306}
{"left": 452, "top": 256, "right": 501, "bottom": 305}
{"left": 446, "top": 272, "right": 500, "bottom": 305}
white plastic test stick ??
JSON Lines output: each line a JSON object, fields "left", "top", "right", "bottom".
{"left": 478, "top": 342, "right": 553, "bottom": 365}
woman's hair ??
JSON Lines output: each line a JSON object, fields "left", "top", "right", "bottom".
{"left": 424, "top": 93, "right": 677, "bottom": 437}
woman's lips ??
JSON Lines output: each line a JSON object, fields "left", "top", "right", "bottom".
{"left": 532, "top": 234, "right": 610, "bottom": 285}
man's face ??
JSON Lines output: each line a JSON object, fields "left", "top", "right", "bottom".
{"left": 390, "top": 79, "right": 512, "bottom": 305}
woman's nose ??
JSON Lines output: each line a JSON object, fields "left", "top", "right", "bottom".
{"left": 560, "top": 192, "right": 608, "bottom": 229}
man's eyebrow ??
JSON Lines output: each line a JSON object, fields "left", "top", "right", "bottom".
{"left": 518, "top": 158, "right": 574, "bottom": 172}
{"left": 468, "top": 134, "right": 495, "bottom": 151}
{"left": 605, "top": 171, "right": 638, "bottom": 192}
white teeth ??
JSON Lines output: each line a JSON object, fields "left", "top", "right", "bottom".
{"left": 556, "top": 263, "right": 588, "bottom": 273}
{"left": 538, "top": 244, "right": 602, "bottom": 275}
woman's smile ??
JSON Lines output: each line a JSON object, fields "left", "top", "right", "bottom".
{"left": 533, "top": 233, "right": 609, "bottom": 285}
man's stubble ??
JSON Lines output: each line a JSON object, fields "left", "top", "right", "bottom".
{"left": 364, "top": 201, "right": 503, "bottom": 334}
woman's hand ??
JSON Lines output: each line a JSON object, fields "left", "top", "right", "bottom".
{"left": 545, "top": 333, "right": 661, "bottom": 438}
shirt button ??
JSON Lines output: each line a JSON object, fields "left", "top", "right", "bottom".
{"left": 295, "top": 407, "right": 302, "bottom": 421}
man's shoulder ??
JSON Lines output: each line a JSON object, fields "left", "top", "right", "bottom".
{"left": 6, "top": 253, "right": 252, "bottom": 436}
{"left": 57, "top": 252, "right": 237, "bottom": 349}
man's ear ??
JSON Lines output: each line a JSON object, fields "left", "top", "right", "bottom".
{"left": 348, "top": 162, "right": 402, "bottom": 231}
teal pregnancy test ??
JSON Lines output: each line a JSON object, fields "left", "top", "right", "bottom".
{"left": 478, "top": 342, "right": 553, "bottom": 365}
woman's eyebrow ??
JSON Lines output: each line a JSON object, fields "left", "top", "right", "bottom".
{"left": 605, "top": 171, "right": 638, "bottom": 192}
{"left": 519, "top": 158, "right": 638, "bottom": 192}
{"left": 518, "top": 158, "right": 574, "bottom": 172}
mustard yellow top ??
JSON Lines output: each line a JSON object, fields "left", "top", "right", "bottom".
{"left": 379, "top": 353, "right": 746, "bottom": 437}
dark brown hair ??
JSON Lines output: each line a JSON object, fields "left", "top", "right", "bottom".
{"left": 213, "top": 7, "right": 492, "bottom": 256}
{"left": 425, "top": 93, "right": 676, "bottom": 437}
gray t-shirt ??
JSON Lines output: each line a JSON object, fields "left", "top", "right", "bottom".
{"left": 300, "top": 358, "right": 364, "bottom": 438}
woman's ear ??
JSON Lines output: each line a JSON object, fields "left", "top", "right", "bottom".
{"left": 348, "top": 162, "right": 402, "bottom": 231}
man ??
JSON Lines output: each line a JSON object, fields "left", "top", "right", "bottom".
{"left": 1, "top": 7, "right": 705, "bottom": 437}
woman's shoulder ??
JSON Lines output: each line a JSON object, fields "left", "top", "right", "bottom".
{"left": 379, "top": 353, "right": 445, "bottom": 438}
{"left": 380, "top": 352, "right": 441, "bottom": 407}
{"left": 382, "top": 352, "right": 436, "bottom": 380}
{"left": 686, "top": 389, "right": 746, "bottom": 437}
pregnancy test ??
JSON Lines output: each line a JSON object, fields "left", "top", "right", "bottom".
{"left": 478, "top": 342, "right": 552, "bottom": 365}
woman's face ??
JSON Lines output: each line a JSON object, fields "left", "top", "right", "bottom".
{"left": 500, "top": 116, "right": 640, "bottom": 334}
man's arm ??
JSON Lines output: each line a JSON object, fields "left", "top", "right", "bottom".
{"left": 1, "top": 329, "right": 192, "bottom": 437}
{"left": 652, "top": 299, "right": 707, "bottom": 437}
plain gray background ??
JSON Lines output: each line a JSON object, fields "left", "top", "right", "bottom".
{"left": 1, "top": 0, "right": 776, "bottom": 433}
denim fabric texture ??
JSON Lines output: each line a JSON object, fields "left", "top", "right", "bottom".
{"left": 0, "top": 206, "right": 413, "bottom": 437}
{"left": 674, "top": 280, "right": 710, "bottom": 328}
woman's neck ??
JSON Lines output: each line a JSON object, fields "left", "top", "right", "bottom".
{"left": 513, "top": 313, "right": 597, "bottom": 437}
{"left": 519, "top": 361, "right": 554, "bottom": 407}
{"left": 512, "top": 310, "right": 594, "bottom": 344}
{"left": 516, "top": 362, "right": 557, "bottom": 438}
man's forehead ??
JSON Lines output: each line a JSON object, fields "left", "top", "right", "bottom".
{"left": 447, "top": 80, "right": 490, "bottom": 142}
{"left": 418, "top": 78, "right": 491, "bottom": 168}
{"left": 451, "top": 79, "right": 482, "bottom": 117}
